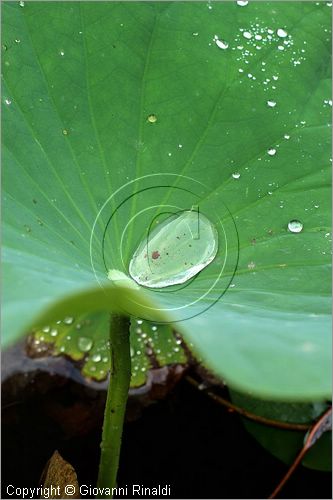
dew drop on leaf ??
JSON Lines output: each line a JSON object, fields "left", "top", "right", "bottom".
{"left": 92, "top": 353, "right": 102, "bottom": 362}
{"left": 232, "top": 172, "right": 241, "bottom": 179}
{"left": 288, "top": 220, "right": 303, "bottom": 233}
{"left": 129, "top": 210, "right": 218, "bottom": 288}
{"left": 78, "top": 336, "right": 93, "bottom": 352}
{"left": 243, "top": 31, "right": 252, "bottom": 39}
{"left": 267, "top": 100, "right": 277, "bottom": 108}
{"left": 214, "top": 36, "right": 229, "bottom": 50}
{"left": 63, "top": 316, "right": 74, "bottom": 325}
{"left": 236, "top": 0, "right": 248, "bottom": 6}
{"left": 267, "top": 148, "right": 277, "bottom": 156}
{"left": 277, "top": 28, "right": 288, "bottom": 38}
{"left": 147, "top": 114, "right": 157, "bottom": 123}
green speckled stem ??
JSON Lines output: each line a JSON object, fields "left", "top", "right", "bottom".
{"left": 97, "top": 314, "right": 131, "bottom": 498}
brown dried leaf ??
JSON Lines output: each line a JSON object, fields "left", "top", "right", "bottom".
{"left": 40, "top": 450, "right": 80, "bottom": 499}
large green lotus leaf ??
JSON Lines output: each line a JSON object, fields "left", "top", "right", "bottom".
{"left": 2, "top": 1, "right": 332, "bottom": 400}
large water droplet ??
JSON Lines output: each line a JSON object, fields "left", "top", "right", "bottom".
{"left": 288, "top": 220, "right": 303, "bottom": 233}
{"left": 129, "top": 210, "right": 218, "bottom": 288}
{"left": 78, "top": 336, "right": 93, "bottom": 352}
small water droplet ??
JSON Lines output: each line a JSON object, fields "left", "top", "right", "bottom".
{"left": 277, "top": 45, "right": 284, "bottom": 51}
{"left": 232, "top": 172, "right": 241, "bottom": 179}
{"left": 50, "top": 328, "right": 58, "bottom": 337}
{"left": 19, "top": 0, "right": 25, "bottom": 6}
{"left": 92, "top": 353, "right": 102, "bottom": 362}
{"left": 277, "top": 28, "right": 288, "bottom": 38}
{"left": 4, "top": 98, "right": 12, "bottom": 105}
{"left": 129, "top": 210, "right": 218, "bottom": 288}
{"left": 254, "top": 34, "right": 262, "bottom": 41}
{"left": 267, "top": 100, "right": 277, "bottom": 108}
{"left": 59, "top": 50, "right": 65, "bottom": 56}
{"left": 247, "top": 261, "right": 255, "bottom": 270}
{"left": 62, "top": 129, "right": 69, "bottom": 135}
{"left": 42, "top": 326, "right": 50, "bottom": 333}
{"left": 214, "top": 36, "right": 229, "bottom": 50}
{"left": 151, "top": 325, "right": 158, "bottom": 331}
{"left": 147, "top": 114, "right": 157, "bottom": 123}
{"left": 15, "top": 39, "right": 21, "bottom": 44}
{"left": 192, "top": 32, "right": 199, "bottom": 36}
{"left": 243, "top": 31, "right": 252, "bottom": 39}
{"left": 236, "top": 0, "right": 248, "bottom": 6}
{"left": 78, "top": 336, "right": 93, "bottom": 352}
{"left": 288, "top": 220, "right": 303, "bottom": 233}
{"left": 63, "top": 316, "right": 74, "bottom": 325}
{"left": 284, "top": 134, "right": 290, "bottom": 139}
{"left": 267, "top": 148, "right": 276, "bottom": 156}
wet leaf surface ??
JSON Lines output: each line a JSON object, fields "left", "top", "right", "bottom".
{"left": 3, "top": 1, "right": 331, "bottom": 400}
{"left": 27, "top": 315, "right": 189, "bottom": 387}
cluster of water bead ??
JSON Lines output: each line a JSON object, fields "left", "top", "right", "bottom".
{"left": 129, "top": 210, "right": 218, "bottom": 288}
